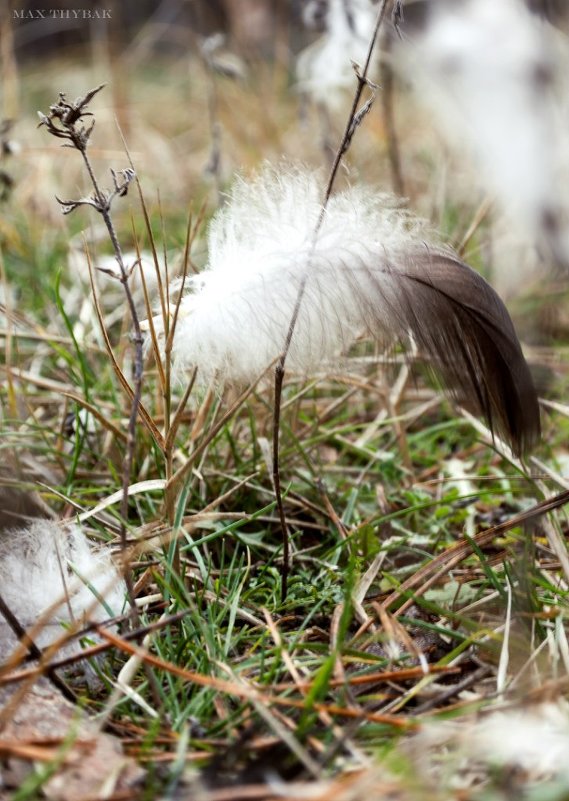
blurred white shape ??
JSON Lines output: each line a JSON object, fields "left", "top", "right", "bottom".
{"left": 399, "top": 0, "right": 569, "bottom": 268}
{"left": 67, "top": 244, "right": 160, "bottom": 293}
{"left": 65, "top": 244, "right": 163, "bottom": 341}
{"left": 444, "top": 457, "right": 477, "bottom": 537}
{"left": 413, "top": 702, "right": 569, "bottom": 786}
{"left": 297, "top": 0, "right": 377, "bottom": 110}
{"left": 302, "top": 0, "right": 328, "bottom": 30}
{"left": 201, "top": 33, "right": 248, "bottom": 82}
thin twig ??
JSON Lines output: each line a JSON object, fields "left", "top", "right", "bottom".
{"left": 273, "top": 0, "right": 389, "bottom": 599}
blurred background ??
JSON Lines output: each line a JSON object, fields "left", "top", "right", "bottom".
{"left": 1, "top": 0, "right": 389, "bottom": 218}
{"left": 7, "top": 0, "right": 303, "bottom": 59}
{"left": 3, "top": 0, "right": 569, "bottom": 343}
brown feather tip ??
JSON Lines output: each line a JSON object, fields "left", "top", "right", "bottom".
{"left": 375, "top": 248, "right": 541, "bottom": 456}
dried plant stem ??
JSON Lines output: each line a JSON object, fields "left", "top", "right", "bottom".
{"left": 161, "top": 210, "right": 203, "bottom": 573}
{"left": 78, "top": 148, "right": 142, "bottom": 623}
{"left": 205, "top": 71, "right": 223, "bottom": 205}
{"left": 38, "top": 87, "right": 142, "bottom": 621}
{"left": 85, "top": 247, "right": 165, "bottom": 449}
{"left": 273, "top": 0, "right": 389, "bottom": 600}
{"left": 38, "top": 90, "right": 164, "bottom": 716}
{"left": 457, "top": 197, "right": 492, "bottom": 257}
{"left": 125, "top": 128, "right": 205, "bottom": 573}
{"left": 162, "top": 213, "right": 195, "bottom": 528}
{"left": 272, "top": 361, "right": 291, "bottom": 598}
{"left": 78, "top": 150, "right": 166, "bottom": 714}
{"left": 380, "top": 49, "right": 405, "bottom": 197}
{"left": 321, "top": 0, "right": 388, "bottom": 210}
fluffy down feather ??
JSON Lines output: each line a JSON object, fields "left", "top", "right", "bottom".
{"left": 169, "top": 165, "right": 540, "bottom": 455}
{"left": 0, "top": 521, "right": 125, "bottom": 656}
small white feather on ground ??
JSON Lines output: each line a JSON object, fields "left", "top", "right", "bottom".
{"left": 0, "top": 521, "right": 125, "bottom": 658}
{"left": 409, "top": 702, "right": 569, "bottom": 789}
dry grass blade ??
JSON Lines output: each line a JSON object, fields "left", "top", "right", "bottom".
{"left": 164, "top": 367, "right": 197, "bottom": 453}
{"left": 376, "top": 487, "right": 569, "bottom": 615}
{"left": 456, "top": 196, "right": 493, "bottom": 257}
{"left": 0, "top": 738, "right": 93, "bottom": 762}
{"left": 97, "top": 628, "right": 415, "bottom": 729}
{"left": 199, "top": 472, "right": 259, "bottom": 515}
{"left": 133, "top": 225, "right": 166, "bottom": 393}
{"left": 119, "top": 128, "right": 168, "bottom": 328}
{"left": 0, "top": 364, "right": 74, "bottom": 393}
{"left": 270, "top": 665, "right": 458, "bottom": 692}
{"left": 165, "top": 205, "right": 206, "bottom": 355}
{"left": 76, "top": 479, "right": 166, "bottom": 523}
{"left": 167, "top": 362, "right": 276, "bottom": 493}
{"left": 62, "top": 390, "right": 127, "bottom": 442}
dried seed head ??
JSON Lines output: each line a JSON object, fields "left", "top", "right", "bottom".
{"left": 37, "top": 83, "right": 106, "bottom": 152}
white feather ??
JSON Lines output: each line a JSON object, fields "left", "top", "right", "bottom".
{"left": 0, "top": 521, "right": 125, "bottom": 655}
{"left": 151, "top": 162, "right": 540, "bottom": 453}
{"left": 170, "top": 164, "right": 426, "bottom": 385}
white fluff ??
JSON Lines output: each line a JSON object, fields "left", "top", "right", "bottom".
{"left": 398, "top": 0, "right": 569, "bottom": 265}
{"left": 170, "top": 164, "right": 426, "bottom": 385}
{"left": 0, "top": 521, "right": 126, "bottom": 656}
{"left": 411, "top": 702, "right": 569, "bottom": 786}
{"left": 297, "top": 0, "right": 377, "bottom": 110}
